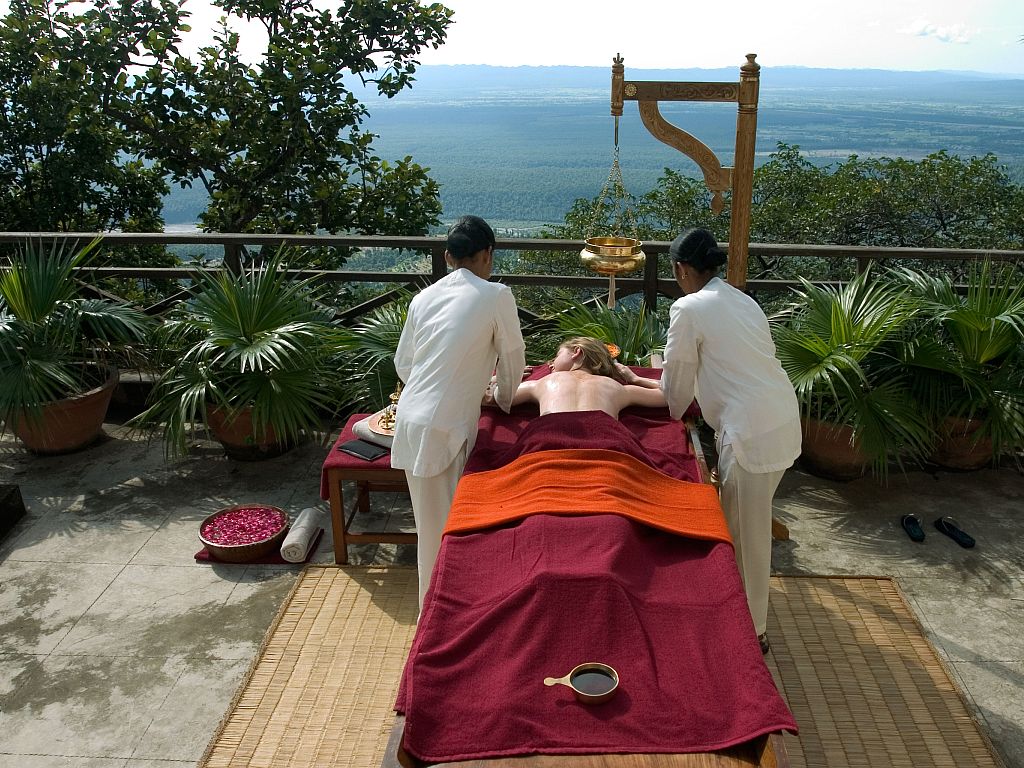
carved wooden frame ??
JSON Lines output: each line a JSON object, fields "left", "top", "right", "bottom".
{"left": 612, "top": 54, "right": 761, "bottom": 288}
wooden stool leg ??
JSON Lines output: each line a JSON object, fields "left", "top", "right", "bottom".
{"left": 329, "top": 472, "right": 348, "bottom": 565}
{"left": 357, "top": 480, "right": 371, "bottom": 516}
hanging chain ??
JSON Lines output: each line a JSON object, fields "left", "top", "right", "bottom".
{"left": 587, "top": 117, "right": 639, "bottom": 239}
{"left": 585, "top": 116, "right": 642, "bottom": 310}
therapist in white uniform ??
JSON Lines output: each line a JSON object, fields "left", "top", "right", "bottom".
{"left": 391, "top": 215, "right": 526, "bottom": 611}
{"left": 658, "top": 228, "right": 801, "bottom": 654}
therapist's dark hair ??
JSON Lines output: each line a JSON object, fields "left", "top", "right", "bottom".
{"left": 670, "top": 228, "right": 727, "bottom": 274}
{"left": 446, "top": 215, "right": 496, "bottom": 261}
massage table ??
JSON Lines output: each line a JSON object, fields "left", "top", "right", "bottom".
{"left": 383, "top": 367, "right": 796, "bottom": 768}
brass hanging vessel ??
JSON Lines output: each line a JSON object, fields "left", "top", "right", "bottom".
{"left": 580, "top": 235, "right": 645, "bottom": 276}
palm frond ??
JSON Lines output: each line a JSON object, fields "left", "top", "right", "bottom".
{"left": 337, "top": 291, "right": 411, "bottom": 410}
{"left": 132, "top": 251, "right": 347, "bottom": 457}
{"left": 0, "top": 237, "right": 149, "bottom": 423}
{"left": 534, "top": 296, "right": 666, "bottom": 366}
{"left": 0, "top": 238, "right": 100, "bottom": 323}
{"left": 891, "top": 261, "right": 1024, "bottom": 457}
{"left": 772, "top": 268, "right": 931, "bottom": 474}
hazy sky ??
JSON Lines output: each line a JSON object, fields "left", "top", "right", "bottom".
{"left": 410, "top": 0, "right": 1024, "bottom": 75}
{"left": 7, "top": 1, "right": 1024, "bottom": 75}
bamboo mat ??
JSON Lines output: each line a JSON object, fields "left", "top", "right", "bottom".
{"left": 200, "top": 568, "right": 1005, "bottom": 768}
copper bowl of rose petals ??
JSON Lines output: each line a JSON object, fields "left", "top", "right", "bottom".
{"left": 199, "top": 505, "right": 290, "bottom": 563}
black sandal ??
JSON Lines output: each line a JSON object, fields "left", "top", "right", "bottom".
{"left": 758, "top": 633, "right": 770, "bottom": 655}
{"left": 900, "top": 514, "right": 925, "bottom": 542}
{"left": 934, "top": 516, "right": 975, "bottom": 548}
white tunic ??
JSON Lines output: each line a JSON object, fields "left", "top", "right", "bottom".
{"left": 660, "top": 277, "right": 801, "bottom": 474}
{"left": 391, "top": 268, "right": 526, "bottom": 478}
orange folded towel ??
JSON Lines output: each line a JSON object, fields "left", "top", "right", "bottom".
{"left": 444, "top": 448, "right": 731, "bottom": 544}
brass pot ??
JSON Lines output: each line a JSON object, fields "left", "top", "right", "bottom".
{"left": 580, "top": 237, "right": 645, "bottom": 276}
{"left": 198, "top": 505, "right": 290, "bottom": 562}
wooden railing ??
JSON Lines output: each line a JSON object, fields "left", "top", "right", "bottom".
{"left": 2, "top": 231, "right": 1022, "bottom": 322}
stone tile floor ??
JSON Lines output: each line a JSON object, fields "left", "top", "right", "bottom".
{"left": 0, "top": 423, "right": 1021, "bottom": 767}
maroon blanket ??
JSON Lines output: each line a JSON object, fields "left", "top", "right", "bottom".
{"left": 395, "top": 411, "right": 797, "bottom": 763}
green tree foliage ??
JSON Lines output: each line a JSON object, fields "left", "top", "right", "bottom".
{"left": 802, "top": 151, "right": 1024, "bottom": 250}
{"left": 129, "top": 0, "right": 452, "bottom": 268}
{"left": 0, "top": 0, "right": 170, "bottom": 233}
{"left": 749, "top": 144, "right": 829, "bottom": 245}
{"left": 0, "top": 1, "right": 187, "bottom": 304}
{"left": 551, "top": 142, "right": 1024, "bottom": 251}
{"left": 530, "top": 142, "right": 1024, "bottom": 293}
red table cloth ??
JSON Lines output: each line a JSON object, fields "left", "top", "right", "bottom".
{"left": 319, "top": 413, "right": 392, "bottom": 501}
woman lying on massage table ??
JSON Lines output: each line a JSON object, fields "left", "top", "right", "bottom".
{"left": 485, "top": 336, "right": 667, "bottom": 416}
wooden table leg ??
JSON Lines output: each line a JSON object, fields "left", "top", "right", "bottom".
{"left": 329, "top": 470, "right": 348, "bottom": 565}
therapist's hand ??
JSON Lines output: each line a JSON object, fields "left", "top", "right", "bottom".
{"left": 615, "top": 362, "right": 641, "bottom": 384}
{"left": 616, "top": 362, "right": 661, "bottom": 389}
{"left": 482, "top": 375, "right": 498, "bottom": 406}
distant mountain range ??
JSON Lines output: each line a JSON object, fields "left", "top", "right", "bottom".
{"left": 375, "top": 63, "right": 1023, "bottom": 94}
{"left": 162, "top": 64, "right": 1024, "bottom": 229}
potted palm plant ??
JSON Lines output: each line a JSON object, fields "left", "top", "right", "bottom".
{"left": 0, "top": 238, "right": 151, "bottom": 454}
{"left": 772, "top": 269, "right": 933, "bottom": 479}
{"left": 893, "top": 261, "right": 1024, "bottom": 470}
{"left": 134, "top": 252, "right": 348, "bottom": 459}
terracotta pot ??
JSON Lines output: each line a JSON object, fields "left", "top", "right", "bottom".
{"left": 207, "top": 405, "right": 290, "bottom": 461}
{"left": 12, "top": 367, "right": 118, "bottom": 455}
{"left": 799, "top": 417, "right": 868, "bottom": 481}
{"left": 930, "top": 416, "right": 992, "bottom": 471}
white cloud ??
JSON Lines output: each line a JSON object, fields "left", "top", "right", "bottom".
{"left": 904, "top": 20, "right": 975, "bottom": 44}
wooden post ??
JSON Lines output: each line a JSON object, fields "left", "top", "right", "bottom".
{"left": 610, "top": 54, "right": 624, "bottom": 118}
{"left": 223, "top": 241, "right": 242, "bottom": 274}
{"left": 430, "top": 246, "right": 447, "bottom": 282}
{"left": 728, "top": 54, "right": 760, "bottom": 290}
{"left": 642, "top": 245, "right": 659, "bottom": 313}
{"left": 612, "top": 54, "right": 761, "bottom": 290}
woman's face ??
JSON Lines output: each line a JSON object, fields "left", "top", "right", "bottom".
{"left": 551, "top": 344, "right": 578, "bottom": 372}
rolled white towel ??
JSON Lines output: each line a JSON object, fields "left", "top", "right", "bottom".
{"left": 352, "top": 414, "right": 394, "bottom": 449}
{"left": 280, "top": 507, "right": 322, "bottom": 563}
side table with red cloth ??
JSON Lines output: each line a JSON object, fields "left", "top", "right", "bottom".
{"left": 320, "top": 414, "right": 413, "bottom": 564}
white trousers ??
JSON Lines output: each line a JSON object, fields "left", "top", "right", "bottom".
{"left": 405, "top": 444, "right": 467, "bottom": 612}
{"left": 717, "top": 442, "right": 785, "bottom": 637}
